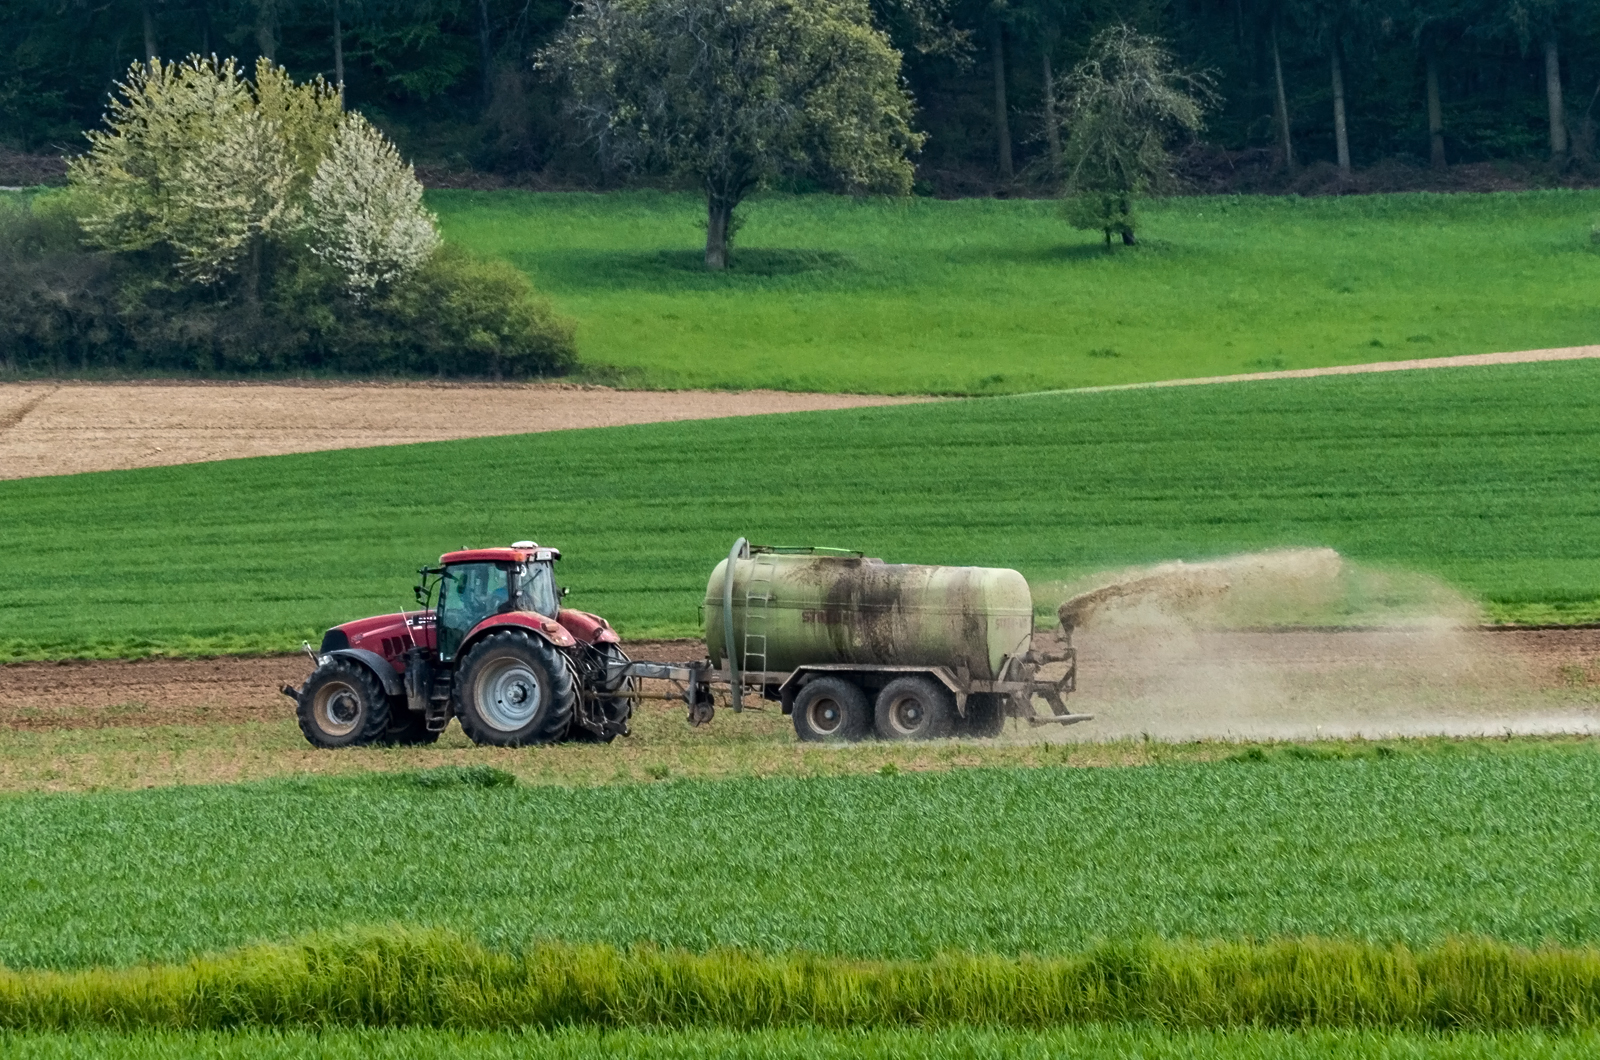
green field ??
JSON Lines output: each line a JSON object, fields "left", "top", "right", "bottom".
{"left": 3, "top": 358, "right": 1599, "bottom": 659}
{"left": 434, "top": 189, "right": 1600, "bottom": 394}
{"left": 9, "top": 1027, "right": 1600, "bottom": 1059}
{"left": 3, "top": 747, "right": 1598, "bottom": 969}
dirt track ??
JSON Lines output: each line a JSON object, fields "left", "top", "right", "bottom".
{"left": 2, "top": 631, "right": 1594, "bottom": 736}
{"left": 0, "top": 382, "right": 931, "bottom": 480}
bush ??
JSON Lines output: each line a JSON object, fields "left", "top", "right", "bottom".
{"left": 0, "top": 57, "right": 575, "bottom": 381}
{"left": 0, "top": 194, "right": 576, "bottom": 378}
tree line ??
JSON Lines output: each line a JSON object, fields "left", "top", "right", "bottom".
{"left": 3, "top": 0, "right": 1598, "bottom": 187}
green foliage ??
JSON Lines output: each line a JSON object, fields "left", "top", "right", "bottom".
{"left": 10, "top": 1026, "right": 1600, "bottom": 1060}
{"left": 1059, "top": 26, "right": 1214, "bottom": 247}
{"left": 312, "top": 245, "right": 578, "bottom": 376}
{"left": 2, "top": 750, "right": 1600, "bottom": 969}
{"left": 11, "top": 927, "right": 1600, "bottom": 1032}
{"left": 68, "top": 57, "right": 341, "bottom": 285}
{"left": 428, "top": 188, "right": 1600, "bottom": 394}
{"left": 542, "top": 0, "right": 922, "bottom": 267}
{"left": 3, "top": 357, "right": 1599, "bottom": 659}
{"left": 0, "top": 200, "right": 575, "bottom": 377}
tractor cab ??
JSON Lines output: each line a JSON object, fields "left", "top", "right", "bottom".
{"left": 434, "top": 542, "right": 562, "bottom": 662}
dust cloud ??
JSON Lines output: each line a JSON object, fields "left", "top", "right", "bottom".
{"left": 1027, "top": 550, "right": 1600, "bottom": 742}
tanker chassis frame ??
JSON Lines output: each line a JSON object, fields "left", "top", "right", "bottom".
{"left": 614, "top": 649, "right": 1086, "bottom": 731}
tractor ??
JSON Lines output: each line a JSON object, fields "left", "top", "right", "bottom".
{"left": 284, "top": 541, "right": 634, "bottom": 747}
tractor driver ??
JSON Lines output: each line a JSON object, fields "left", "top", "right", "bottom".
{"left": 452, "top": 564, "right": 511, "bottom": 622}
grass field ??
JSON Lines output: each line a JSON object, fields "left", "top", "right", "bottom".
{"left": 433, "top": 189, "right": 1600, "bottom": 394}
{"left": 2, "top": 745, "right": 1598, "bottom": 969}
{"left": 2, "top": 358, "right": 1598, "bottom": 659}
{"left": 9, "top": 1027, "right": 1600, "bottom": 1058}
{"left": 9, "top": 699, "right": 1592, "bottom": 793}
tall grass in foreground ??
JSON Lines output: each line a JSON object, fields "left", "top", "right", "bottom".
{"left": 9, "top": 928, "right": 1600, "bottom": 1032}
{"left": 10, "top": 1026, "right": 1600, "bottom": 1059}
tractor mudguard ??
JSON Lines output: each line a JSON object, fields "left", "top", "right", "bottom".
{"left": 322, "top": 648, "right": 404, "bottom": 697}
{"left": 458, "top": 613, "right": 578, "bottom": 661}
{"left": 556, "top": 609, "right": 620, "bottom": 645}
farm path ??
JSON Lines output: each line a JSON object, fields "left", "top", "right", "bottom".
{"left": 1066, "top": 344, "right": 1600, "bottom": 394}
{"left": 0, "top": 383, "right": 932, "bottom": 480}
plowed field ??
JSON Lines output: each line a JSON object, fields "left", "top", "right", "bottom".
{"left": 0, "top": 383, "right": 931, "bottom": 479}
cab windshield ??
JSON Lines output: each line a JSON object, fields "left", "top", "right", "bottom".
{"left": 516, "top": 562, "right": 559, "bottom": 617}
{"left": 435, "top": 560, "right": 559, "bottom": 662}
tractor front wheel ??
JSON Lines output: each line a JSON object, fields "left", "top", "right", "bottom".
{"left": 455, "top": 631, "right": 576, "bottom": 746}
{"left": 297, "top": 659, "right": 392, "bottom": 748}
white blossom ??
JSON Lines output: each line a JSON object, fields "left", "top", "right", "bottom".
{"left": 307, "top": 113, "right": 439, "bottom": 296}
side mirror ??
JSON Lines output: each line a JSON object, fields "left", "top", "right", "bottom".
{"left": 414, "top": 585, "right": 429, "bottom": 606}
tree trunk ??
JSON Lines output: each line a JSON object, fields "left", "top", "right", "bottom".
{"left": 1042, "top": 49, "right": 1060, "bottom": 182}
{"left": 992, "top": 24, "right": 1013, "bottom": 183}
{"left": 333, "top": 0, "right": 344, "bottom": 87}
{"left": 1330, "top": 45, "right": 1350, "bottom": 176}
{"left": 256, "top": 0, "right": 277, "bottom": 62}
{"left": 244, "top": 235, "right": 263, "bottom": 313}
{"left": 706, "top": 196, "right": 733, "bottom": 270}
{"left": 1271, "top": 20, "right": 1294, "bottom": 170}
{"left": 478, "top": 0, "right": 495, "bottom": 108}
{"left": 1545, "top": 36, "right": 1567, "bottom": 160}
{"left": 142, "top": 1, "right": 157, "bottom": 61}
{"left": 1425, "top": 51, "right": 1445, "bottom": 168}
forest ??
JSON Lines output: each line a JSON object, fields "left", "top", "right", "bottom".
{"left": 3, "top": 0, "right": 1598, "bottom": 193}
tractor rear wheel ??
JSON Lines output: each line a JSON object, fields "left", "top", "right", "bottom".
{"left": 874, "top": 676, "right": 955, "bottom": 741}
{"left": 297, "top": 659, "right": 392, "bottom": 748}
{"left": 454, "top": 631, "right": 576, "bottom": 746}
{"left": 569, "top": 642, "right": 635, "bottom": 743}
{"left": 791, "top": 677, "right": 871, "bottom": 742}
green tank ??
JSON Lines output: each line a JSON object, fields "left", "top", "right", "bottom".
{"left": 704, "top": 546, "right": 1035, "bottom": 681}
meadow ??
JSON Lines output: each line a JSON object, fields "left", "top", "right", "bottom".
{"left": 11, "top": 1027, "right": 1600, "bottom": 1058}
{"left": 434, "top": 189, "right": 1600, "bottom": 394}
{"left": 3, "top": 358, "right": 1599, "bottom": 659}
{"left": 2, "top": 747, "right": 1598, "bottom": 969}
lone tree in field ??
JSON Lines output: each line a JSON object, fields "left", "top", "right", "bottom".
{"left": 543, "top": 0, "right": 924, "bottom": 269}
{"left": 1058, "top": 25, "right": 1214, "bottom": 249}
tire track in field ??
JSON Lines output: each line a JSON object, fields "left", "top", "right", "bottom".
{"left": 0, "top": 386, "right": 57, "bottom": 435}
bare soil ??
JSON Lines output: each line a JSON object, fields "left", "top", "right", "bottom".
{"left": 0, "top": 382, "right": 932, "bottom": 480}
{"left": 0, "top": 639, "right": 701, "bottom": 731}
{"left": 1, "top": 631, "right": 1595, "bottom": 735}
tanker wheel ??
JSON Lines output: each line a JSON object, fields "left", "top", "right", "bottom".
{"left": 874, "top": 676, "right": 955, "bottom": 741}
{"left": 381, "top": 711, "right": 441, "bottom": 746}
{"left": 454, "top": 631, "right": 576, "bottom": 747}
{"left": 957, "top": 693, "right": 1006, "bottom": 739}
{"left": 297, "top": 659, "right": 391, "bottom": 749}
{"left": 791, "top": 677, "right": 871, "bottom": 743}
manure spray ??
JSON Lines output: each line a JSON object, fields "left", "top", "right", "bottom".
{"left": 1029, "top": 549, "right": 1598, "bottom": 742}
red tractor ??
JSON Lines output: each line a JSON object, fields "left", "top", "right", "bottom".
{"left": 284, "top": 542, "right": 635, "bottom": 748}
